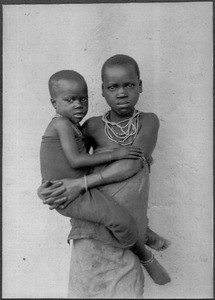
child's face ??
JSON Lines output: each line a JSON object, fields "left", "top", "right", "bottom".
{"left": 102, "top": 64, "right": 142, "bottom": 117}
{"left": 52, "top": 78, "right": 88, "bottom": 124}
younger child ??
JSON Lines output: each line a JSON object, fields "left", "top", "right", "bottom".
{"left": 40, "top": 69, "right": 144, "bottom": 248}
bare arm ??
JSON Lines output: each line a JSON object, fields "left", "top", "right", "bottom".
{"left": 85, "top": 113, "right": 159, "bottom": 188}
{"left": 38, "top": 158, "right": 143, "bottom": 210}
{"left": 39, "top": 113, "right": 159, "bottom": 209}
{"left": 56, "top": 118, "right": 143, "bottom": 168}
{"left": 37, "top": 157, "right": 143, "bottom": 216}
{"left": 88, "top": 159, "right": 143, "bottom": 187}
{"left": 133, "top": 113, "right": 159, "bottom": 158}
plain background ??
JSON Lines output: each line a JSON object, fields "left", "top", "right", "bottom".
{"left": 3, "top": 2, "right": 213, "bottom": 298}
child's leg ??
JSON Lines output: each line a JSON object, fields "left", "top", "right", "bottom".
{"left": 131, "top": 240, "right": 171, "bottom": 285}
{"left": 62, "top": 187, "right": 138, "bottom": 247}
{"left": 145, "top": 227, "right": 171, "bottom": 251}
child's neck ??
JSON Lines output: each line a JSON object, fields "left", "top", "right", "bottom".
{"left": 103, "top": 108, "right": 140, "bottom": 146}
{"left": 109, "top": 109, "right": 136, "bottom": 123}
{"left": 54, "top": 112, "right": 80, "bottom": 128}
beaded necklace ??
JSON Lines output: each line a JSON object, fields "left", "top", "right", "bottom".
{"left": 53, "top": 113, "right": 82, "bottom": 137}
{"left": 102, "top": 109, "right": 141, "bottom": 145}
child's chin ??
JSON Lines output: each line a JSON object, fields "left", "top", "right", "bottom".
{"left": 116, "top": 107, "right": 134, "bottom": 116}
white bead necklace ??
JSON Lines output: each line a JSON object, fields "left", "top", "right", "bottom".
{"left": 102, "top": 109, "right": 141, "bottom": 145}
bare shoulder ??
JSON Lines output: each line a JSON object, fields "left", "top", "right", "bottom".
{"left": 139, "top": 112, "right": 160, "bottom": 133}
{"left": 53, "top": 117, "right": 73, "bottom": 129}
{"left": 44, "top": 117, "right": 76, "bottom": 137}
{"left": 51, "top": 117, "right": 75, "bottom": 133}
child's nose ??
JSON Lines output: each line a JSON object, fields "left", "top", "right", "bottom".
{"left": 117, "top": 87, "right": 127, "bottom": 98}
{"left": 74, "top": 99, "right": 83, "bottom": 108}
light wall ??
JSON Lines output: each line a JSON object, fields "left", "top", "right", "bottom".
{"left": 3, "top": 3, "right": 213, "bottom": 298}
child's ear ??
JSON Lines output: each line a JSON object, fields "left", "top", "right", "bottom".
{"left": 139, "top": 80, "right": 143, "bottom": 93}
{"left": 102, "top": 84, "right": 105, "bottom": 97}
{"left": 50, "top": 98, "right": 57, "bottom": 109}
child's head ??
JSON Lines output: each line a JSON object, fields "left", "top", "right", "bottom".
{"left": 49, "top": 70, "right": 88, "bottom": 124}
{"left": 101, "top": 54, "right": 142, "bottom": 118}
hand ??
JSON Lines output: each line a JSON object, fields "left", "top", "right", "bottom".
{"left": 37, "top": 181, "right": 52, "bottom": 200}
{"left": 112, "top": 145, "right": 144, "bottom": 160}
{"left": 37, "top": 180, "right": 67, "bottom": 203}
{"left": 40, "top": 178, "right": 85, "bottom": 210}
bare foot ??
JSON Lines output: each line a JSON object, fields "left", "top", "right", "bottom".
{"left": 141, "top": 253, "right": 171, "bottom": 285}
{"left": 131, "top": 240, "right": 171, "bottom": 285}
{"left": 146, "top": 227, "right": 171, "bottom": 251}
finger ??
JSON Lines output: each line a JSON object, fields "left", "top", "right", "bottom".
{"left": 43, "top": 198, "right": 56, "bottom": 205}
{"left": 49, "top": 204, "right": 59, "bottom": 210}
{"left": 41, "top": 187, "right": 66, "bottom": 198}
{"left": 50, "top": 180, "right": 63, "bottom": 184}
{"left": 58, "top": 204, "right": 67, "bottom": 210}
{"left": 131, "top": 151, "right": 144, "bottom": 156}
{"left": 49, "top": 200, "right": 67, "bottom": 210}
{"left": 133, "top": 148, "right": 144, "bottom": 153}
{"left": 43, "top": 195, "right": 67, "bottom": 205}
{"left": 41, "top": 181, "right": 52, "bottom": 188}
{"left": 52, "top": 197, "right": 68, "bottom": 205}
{"left": 41, "top": 190, "right": 53, "bottom": 197}
{"left": 47, "top": 187, "right": 66, "bottom": 198}
{"left": 59, "top": 198, "right": 73, "bottom": 209}
{"left": 129, "top": 151, "right": 144, "bottom": 157}
{"left": 49, "top": 181, "right": 63, "bottom": 189}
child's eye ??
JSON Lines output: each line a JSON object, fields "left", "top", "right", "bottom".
{"left": 81, "top": 97, "right": 88, "bottom": 103}
{"left": 108, "top": 86, "right": 115, "bottom": 91}
{"left": 127, "top": 83, "right": 134, "bottom": 88}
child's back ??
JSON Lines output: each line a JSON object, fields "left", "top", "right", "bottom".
{"left": 40, "top": 116, "right": 88, "bottom": 182}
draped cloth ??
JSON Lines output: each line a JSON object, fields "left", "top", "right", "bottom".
{"left": 68, "top": 148, "right": 150, "bottom": 298}
{"left": 41, "top": 136, "right": 139, "bottom": 248}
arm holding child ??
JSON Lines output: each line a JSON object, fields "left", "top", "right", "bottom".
{"left": 55, "top": 117, "right": 143, "bottom": 169}
{"left": 38, "top": 112, "right": 159, "bottom": 210}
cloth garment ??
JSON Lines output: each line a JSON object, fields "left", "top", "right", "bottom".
{"left": 40, "top": 134, "right": 87, "bottom": 181}
{"left": 67, "top": 239, "right": 144, "bottom": 298}
{"left": 40, "top": 134, "right": 138, "bottom": 247}
{"left": 68, "top": 150, "right": 149, "bottom": 246}
{"left": 67, "top": 147, "right": 150, "bottom": 298}
{"left": 40, "top": 124, "right": 149, "bottom": 298}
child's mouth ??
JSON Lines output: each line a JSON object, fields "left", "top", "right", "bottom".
{"left": 117, "top": 103, "right": 129, "bottom": 108}
{"left": 74, "top": 112, "right": 84, "bottom": 118}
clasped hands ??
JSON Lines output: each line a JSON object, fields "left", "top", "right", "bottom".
{"left": 37, "top": 178, "right": 84, "bottom": 210}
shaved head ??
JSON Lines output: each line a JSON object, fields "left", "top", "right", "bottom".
{"left": 49, "top": 70, "right": 87, "bottom": 98}
{"left": 101, "top": 54, "right": 140, "bottom": 81}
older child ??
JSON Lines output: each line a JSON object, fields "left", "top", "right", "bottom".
{"left": 40, "top": 69, "right": 145, "bottom": 248}
{"left": 39, "top": 55, "right": 171, "bottom": 297}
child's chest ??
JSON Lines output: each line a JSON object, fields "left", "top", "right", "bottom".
{"left": 90, "top": 122, "right": 119, "bottom": 149}
{"left": 89, "top": 117, "right": 143, "bottom": 150}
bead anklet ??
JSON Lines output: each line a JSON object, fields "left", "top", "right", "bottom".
{"left": 140, "top": 253, "right": 155, "bottom": 266}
